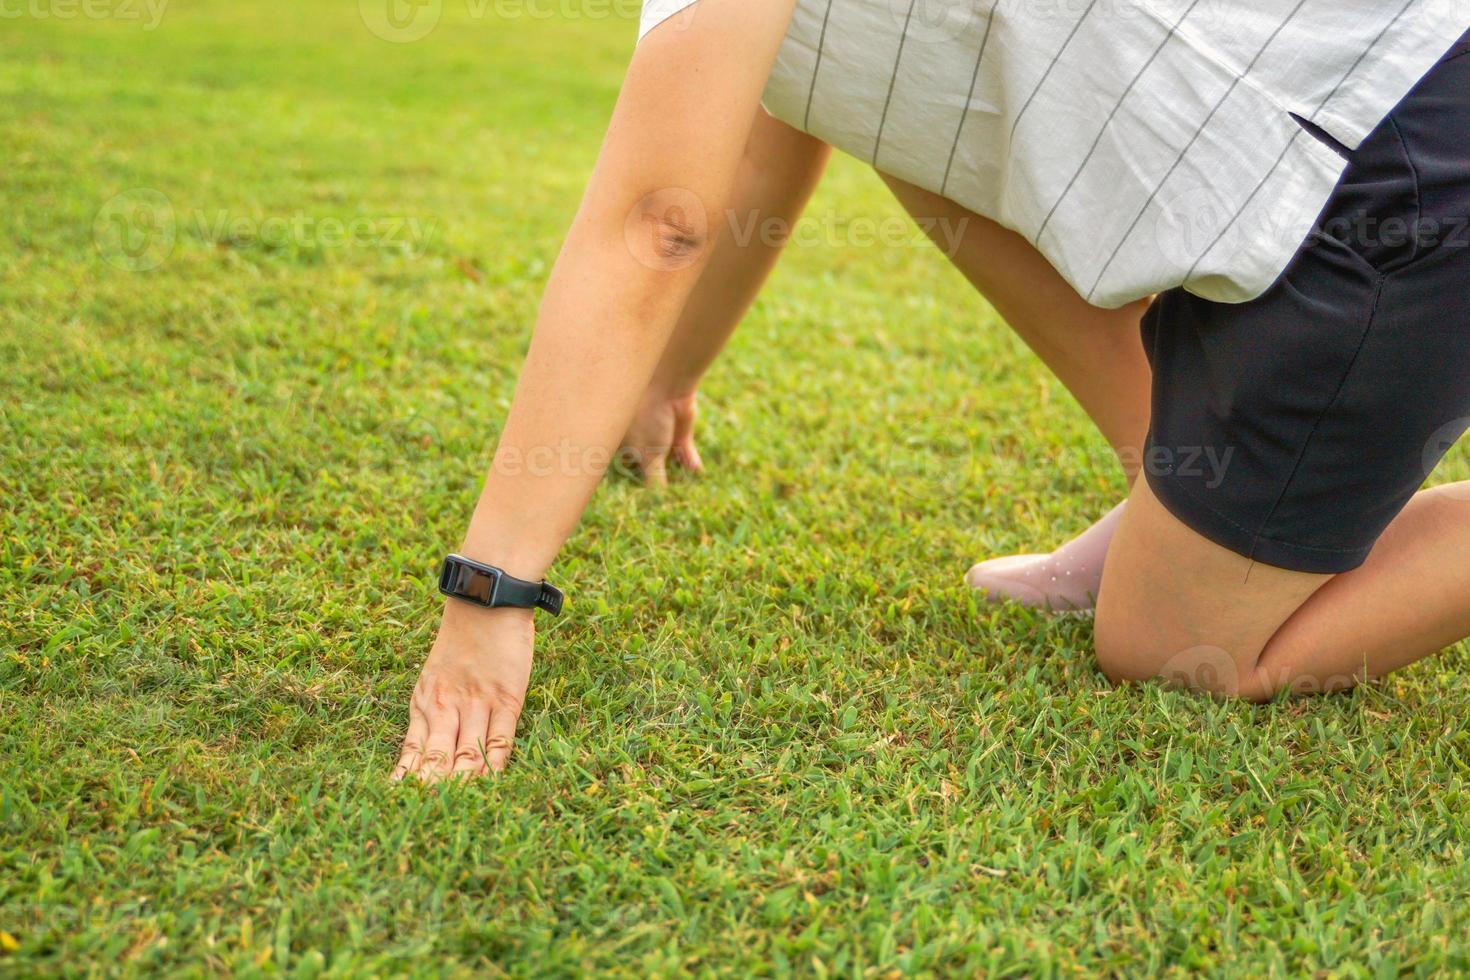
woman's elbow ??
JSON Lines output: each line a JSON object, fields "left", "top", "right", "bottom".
{"left": 625, "top": 187, "right": 716, "bottom": 273}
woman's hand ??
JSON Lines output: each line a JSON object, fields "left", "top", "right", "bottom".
{"left": 619, "top": 389, "right": 704, "bottom": 486}
{"left": 392, "top": 602, "right": 534, "bottom": 780}
{"left": 389, "top": 0, "right": 799, "bottom": 780}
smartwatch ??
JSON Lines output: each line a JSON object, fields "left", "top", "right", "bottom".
{"left": 438, "top": 554, "right": 564, "bottom": 616}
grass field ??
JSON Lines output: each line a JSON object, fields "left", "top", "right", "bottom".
{"left": 4, "top": 2, "right": 1470, "bottom": 975}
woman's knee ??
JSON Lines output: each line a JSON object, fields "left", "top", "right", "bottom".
{"left": 1093, "top": 480, "right": 1325, "bottom": 701}
{"left": 1091, "top": 605, "right": 1154, "bottom": 687}
{"left": 1093, "top": 602, "right": 1278, "bottom": 702}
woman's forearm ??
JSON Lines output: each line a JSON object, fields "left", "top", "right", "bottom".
{"left": 461, "top": 215, "right": 707, "bottom": 578}
{"left": 457, "top": 0, "right": 798, "bottom": 581}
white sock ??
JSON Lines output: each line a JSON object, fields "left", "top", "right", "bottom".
{"left": 964, "top": 503, "right": 1125, "bottom": 613}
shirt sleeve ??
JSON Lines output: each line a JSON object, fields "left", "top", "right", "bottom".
{"left": 639, "top": 0, "right": 706, "bottom": 42}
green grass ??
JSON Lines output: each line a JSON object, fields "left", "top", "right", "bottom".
{"left": 3, "top": 2, "right": 1470, "bottom": 975}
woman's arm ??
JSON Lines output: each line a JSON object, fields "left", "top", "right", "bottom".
{"left": 393, "top": 0, "right": 798, "bottom": 781}
{"left": 619, "top": 110, "right": 830, "bottom": 485}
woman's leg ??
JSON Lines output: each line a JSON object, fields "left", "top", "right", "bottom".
{"left": 880, "top": 176, "right": 1151, "bottom": 463}
{"left": 1096, "top": 480, "right": 1470, "bottom": 701}
{"left": 621, "top": 109, "right": 831, "bottom": 483}
{"left": 1097, "top": 39, "right": 1470, "bottom": 698}
{"left": 880, "top": 175, "right": 1147, "bottom": 610}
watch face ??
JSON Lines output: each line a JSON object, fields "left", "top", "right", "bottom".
{"left": 442, "top": 557, "right": 499, "bottom": 605}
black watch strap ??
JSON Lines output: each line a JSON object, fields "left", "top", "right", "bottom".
{"left": 439, "top": 554, "right": 564, "bottom": 615}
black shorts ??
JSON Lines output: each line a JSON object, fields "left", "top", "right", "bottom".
{"left": 1142, "top": 32, "right": 1470, "bottom": 575}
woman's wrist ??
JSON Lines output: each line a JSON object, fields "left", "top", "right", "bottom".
{"left": 644, "top": 373, "right": 697, "bottom": 405}
{"left": 456, "top": 528, "right": 554, "bottom": 584}
{"left": 440, "top": 595, "right": 534, "bottom": 631}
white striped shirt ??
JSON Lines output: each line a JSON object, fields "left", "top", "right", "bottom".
{"left": 640, "top": 0, "right": 1470, "bottom": 307}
